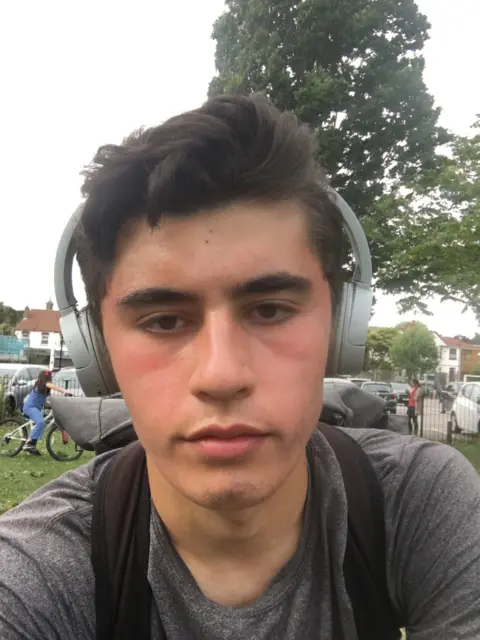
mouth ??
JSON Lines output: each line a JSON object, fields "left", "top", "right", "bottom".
{"left": 185, "top": 424, "right": 269, "bottom": 460}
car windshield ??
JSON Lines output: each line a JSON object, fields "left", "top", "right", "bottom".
{"left": 363, "top": 384, "right": 391, "bottom": 393}
{"left": 391, "top": 383, "right": 409, "bottom": 391}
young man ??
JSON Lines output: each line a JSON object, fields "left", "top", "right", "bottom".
{"left": 0, "top": 94, "right": 479, "bottom": 639}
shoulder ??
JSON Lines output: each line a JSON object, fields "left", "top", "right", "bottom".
{"left": 0, "top": 450, "right": 116, "bottom": 537}
{"left": 0, "top": 451, "right": 116, "bottom": 639}
{"left": 343, "top": 427, "right": 479, "bottom": 493}
{"left": 342, "top": 429, "right": 480, "bottom": 632}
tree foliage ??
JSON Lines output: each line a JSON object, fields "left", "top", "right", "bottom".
{"left": 372, "top": 119, "right": 480, "bottom": 319}
{"left": 389, "top": 322, "right": 438, "bottom": 377}
{"left": 363, "top": 326, "right": 399, "bottom": 371}
{"left": 210, "top": 0, "right": 448, "bottom": 272}
{"left": 0, "top": 303, "right": 22, "bottom": 336}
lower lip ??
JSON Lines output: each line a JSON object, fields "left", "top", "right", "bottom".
{"left": 187, "top": 434, "right": 267, "bottom": 459}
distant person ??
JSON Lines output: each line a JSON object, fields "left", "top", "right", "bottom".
{"left": 22, "top": 370, "right": 71, "bottom": 455}
{"left": 407, "top": 378, "right": 422, "bottom": 435}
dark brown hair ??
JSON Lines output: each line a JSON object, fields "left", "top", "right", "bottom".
{"left": 35, "top": 370, "right": 52, "bottom": 394}
{"left": 77, "top": 94, "right": 345, "bottom": 326}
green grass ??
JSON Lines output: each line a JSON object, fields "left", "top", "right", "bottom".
{"left": 453, "top": 442, "right": 480, "bottom": 473}
{"left": 0, "top": 442, "right": 93, "bottom": 515}
{"left": 1, "top": 440, "right": 479, "bottom": 518}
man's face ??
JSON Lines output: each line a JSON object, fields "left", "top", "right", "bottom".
{"left": 101, "top": 201, "right": 332, "bottom": 509}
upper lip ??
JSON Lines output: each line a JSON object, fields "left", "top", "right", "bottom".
{"left": 186, "top": 424, "right": 267, "bottom": 441}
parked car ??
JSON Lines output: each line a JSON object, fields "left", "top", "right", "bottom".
{"left": 324, "top": 377, "right": 355, "bottom": 386}
{"left": 348, "top": 377, "right": 371, "bottom": 387}
{"left": 51, "top": 367, "right": 85, "bottom": 397}
{"left": 451, "top": 382, "right": 480, "bottom": 434}
{"left": 360, "top": 381, "right": 397, "bottom": 414}
{"left": 391, "top": 382, "right": 411, "bottom": 406}
{"left": 1, "top": 364, "right": 47, "bottom": 415}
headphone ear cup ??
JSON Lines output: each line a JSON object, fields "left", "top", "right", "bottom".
{"left": 60, "top": 305, "right": 120, "bottom": 397}
{"left": 327, "top": 282, "right": 372, "bottom": 376}
{"left": 83, "top": 310, "right": 119, "bottom": 396}
{"left": 326, "top": 284, "right": 349, "bottom": 377}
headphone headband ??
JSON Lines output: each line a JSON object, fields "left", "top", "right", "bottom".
{"left": 54, "top": 192, "right": 372, "bottom": 313}
{"left": 54, "top": 190, "right": 373, "bottom": 395}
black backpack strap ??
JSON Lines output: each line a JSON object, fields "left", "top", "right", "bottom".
{"left": 318, "top": 423, "right": 402, "bottom": 639}
{"left": 91, "top": 424, "right": 403, "bottom": 639}
{"left": 91, "top": 441, "right": 156, "bottom": 640}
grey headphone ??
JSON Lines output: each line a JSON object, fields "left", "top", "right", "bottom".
{"left": 54, "top": 191, "right": 373, "bottom": 396}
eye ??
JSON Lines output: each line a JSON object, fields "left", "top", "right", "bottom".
{"left": 139, "top": 314, "right": 189, "bottom": 334}
{"left": 248, "top": 303, "right": 296, "bottom": 324}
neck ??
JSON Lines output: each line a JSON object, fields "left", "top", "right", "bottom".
{"left": 147, "top": 455, "right": 309, "bottom": 563}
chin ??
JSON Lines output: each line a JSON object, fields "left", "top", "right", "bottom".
{"left": 188, "top": 481, "right": 276, "bottom": 511}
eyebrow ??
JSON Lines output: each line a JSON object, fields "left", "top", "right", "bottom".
{"left": 118, "top": 272, "right": 312, "bottom": 309}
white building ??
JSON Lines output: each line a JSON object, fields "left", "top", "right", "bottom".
{"left": 15, "top": 301, "right": 70, "bottom": 368}
{"left": 432, "top": 333, "right": 462, "bottom": 382}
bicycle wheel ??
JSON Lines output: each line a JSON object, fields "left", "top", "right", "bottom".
{"left": 0, "top": 418, "right": 28, "bottom": 457}
{"left": 45, "top": 423, "right": 84, "bottom": 461}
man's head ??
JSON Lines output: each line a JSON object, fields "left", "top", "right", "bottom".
{"left": 77, "top": 94, "right": 346, "bottom": 510}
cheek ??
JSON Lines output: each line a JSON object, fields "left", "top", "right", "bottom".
{"left": 253, "top": 312, "right": 330, "bottom": 421}
{"left": 101, "top": 309, "right": 188, "bottom": 420}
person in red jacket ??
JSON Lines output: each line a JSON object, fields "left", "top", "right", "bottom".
{"left": 407, "top": 379, "right": 422, "bottom": 435}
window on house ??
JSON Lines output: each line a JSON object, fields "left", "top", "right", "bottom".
{"left": 41, "top": 332, "right": 49, "bottom": 346}
{"left": 21, "top": 331, "right": 29, "bottom": 340}
{"left": 449, "top": 348, "right": 457, "bottom": 360}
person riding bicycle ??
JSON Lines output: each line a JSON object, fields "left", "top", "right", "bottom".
{"left": 22, "top": 370, "right": 71, "bottom": 455}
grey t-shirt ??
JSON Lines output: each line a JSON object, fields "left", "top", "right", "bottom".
{"left": 0, "top": 428, "right": 479, "bottom": 639}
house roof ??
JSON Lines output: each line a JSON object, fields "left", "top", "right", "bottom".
{"left": 16, "top": 309, "right": 60, "bottom": 333}
{"left": 441, "top": 336, "right": 480, "bottom": 351}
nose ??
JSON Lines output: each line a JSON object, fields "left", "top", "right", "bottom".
{"left": 188, "top": 310, "right": 255, "bottom": 404}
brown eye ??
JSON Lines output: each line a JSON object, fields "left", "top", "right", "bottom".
{"left": 249, "top": 303, "right": 295, "bottom": 324}
{"left": 141, "top": 315, "right": 188, "bottom": 333}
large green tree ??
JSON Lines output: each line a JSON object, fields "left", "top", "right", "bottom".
{"left": 389, "top": 322, "right": 438, "bottom": 377}
{"left": 210, "top": 0, "right": 448, "bottom": 254}
{"left": 206, "top": 0, "right": 480, "bottom": 320}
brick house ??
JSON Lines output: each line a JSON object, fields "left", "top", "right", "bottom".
{"left": 433, "top": 334, "right": 480, "bottom": 382}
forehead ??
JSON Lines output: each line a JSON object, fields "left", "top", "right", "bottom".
{"left": 110, "top": 201, "right": 323, "bottom": 293}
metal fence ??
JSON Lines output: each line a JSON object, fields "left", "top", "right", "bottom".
{"left": 0, "top": 373, "right": 86, "bottom": 421}
{"left": 403, "top": 393, "right": 480, "bottom": 445}
{"left": 1, "top": 372, "right": 478, "bottom": 445}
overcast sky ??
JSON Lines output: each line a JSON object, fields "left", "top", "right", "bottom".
{"left": 1, "top": 0, "right": 479, "bottom": 337}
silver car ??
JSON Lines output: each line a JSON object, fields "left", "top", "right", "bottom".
{"left": 1, "top": 364, "right": 47, "bottom": 415}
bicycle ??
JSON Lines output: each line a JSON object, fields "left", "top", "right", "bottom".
{"left": 0, "top": 409, "right": 84, "bottom": 461}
